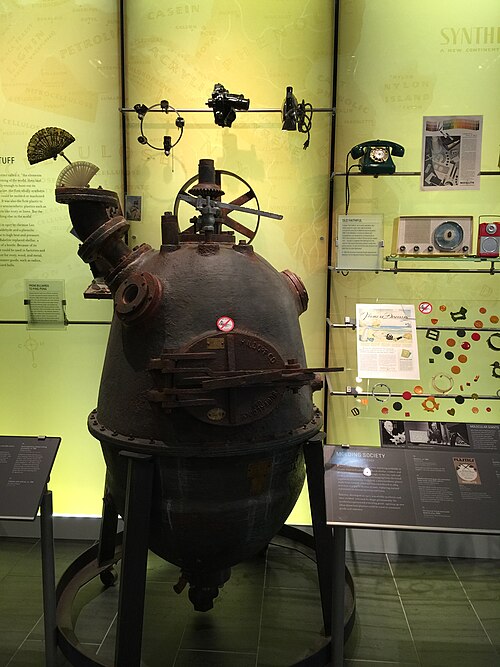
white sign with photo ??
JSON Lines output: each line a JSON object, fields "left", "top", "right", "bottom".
{"left": 356, "top": 303, "right": 420, "bottom": 380}
{"left": 421, "top": 115, "right": 482, "bottom": 191}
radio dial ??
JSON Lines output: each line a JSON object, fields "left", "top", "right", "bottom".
{"left": 395, "top": 216, "right": 473, "bottom": 257}
{"left": 477, "top": 221, "right": 500, "bottom": 257}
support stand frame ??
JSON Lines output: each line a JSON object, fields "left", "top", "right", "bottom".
{"left": 56, "top": 439, "right": 355, "bottom": 666}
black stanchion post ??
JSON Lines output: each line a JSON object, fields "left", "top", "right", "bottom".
{"left": 40, "top": 485, "right": 57, "bottom": 667}
{"left": 304, "top": 432, "right": 333, "bottom": 631}
{"left": 97, "top": 472, "right": 120, "bottom": 567}
{"left": 114, "top": 451, "right": 154, "bottom": 667}
{"left": 331, "top": 525, "right": 346, "bottom": 666}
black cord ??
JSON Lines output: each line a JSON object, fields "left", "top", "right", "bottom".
{"left": 345, "top": 152, "right": 349, "bottom": 214}
{"left": 345, "top": 159, "right": 360, "bottom": 214}
{"left": 342, "top": 151, "right": 360, "bottom": 276}
{"left": 296, "top": 101, "right": 313, "bottom": 149}
{"left": 135, "top": 101, "right": 185, "bottom": 156}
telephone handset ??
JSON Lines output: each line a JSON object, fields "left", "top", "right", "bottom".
{"left": 350, "top": 139, "right": 405, "bottom": 175}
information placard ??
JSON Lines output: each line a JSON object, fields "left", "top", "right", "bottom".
{"left": 355, "top": 303, "right": 420, "bottom": 380}
{"left": 336, "top": 215, "right": 383, "bottom": 270}
{"left": 0, "top": 436, "right": 60, "bottom": 520}
{"left": 324, "top": 441, "right": 500, "bottom": 533}
{"left": 25, "top": 280, "right": 66, "bottom": 329}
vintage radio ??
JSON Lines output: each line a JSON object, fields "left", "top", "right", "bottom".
{"left": 477, "top": 222, "right": 500, "bottom": 257}
{"left": 393, "top": 216, "right": 473, "bottom": 256}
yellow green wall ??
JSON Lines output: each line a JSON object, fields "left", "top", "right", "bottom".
{"left": 0, "top": 1, "right": 498, "bottom": 521}
{"left": 123, "top": 0, "right": 333, "bottom": 524}
{"left": 0, "top": 0, "right": 333, "bottom": 518}
{"left": 328, "top": 0, "right": 500, "bottom": 448}
{"left": 1, "top": 0, "right": 121, "bottom": 515}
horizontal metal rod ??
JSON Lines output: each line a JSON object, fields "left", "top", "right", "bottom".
{"left": 389, "top": 268, "right": 497, "bottom": 274}
{"left": 177, "top": 192, "right": 283, "bottom": 219}
{"left": 331, "top": 170, "right": 499, "bottom": 177}
{"left": 326, "top": 319, "right": 500, "bottom": 333}
{"left": 328, "top": 267, "right": 497, "bottom": 274}
{"left": 328, "top": 260, "right": 500, "bottom": 268}
{"left": 120, "top": 107, "right": 334, "bottom": 114}
{"left": 326, "top": 318, "right": 355, "bottom": 329}
{"left": 0, "top": 320, "right": 111, "bottom": 326}
{"left": 327, "top": 390, "right": 500, "bottom": 400}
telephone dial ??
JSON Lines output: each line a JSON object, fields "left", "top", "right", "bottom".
{"left": 350, "top": 139, "right": 405, "bottom": 175}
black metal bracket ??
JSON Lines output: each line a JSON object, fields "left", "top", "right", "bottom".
{"left": 114, "top": 451, "right": 154, "bottom": 667}
{"left": 40, "top": 485, "right": 57, "bottom": 667}
{"left": 55, "top": 440, "right": 355, "bottom": 666}
{"left": 303, "top": 433, "right": 356, "bottom": 666}
{"left": 56, "top": 451, "right": 153, "bottom": 667}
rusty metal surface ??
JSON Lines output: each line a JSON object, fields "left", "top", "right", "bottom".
{"left": 94, "top": 241, "right": 318, "bottom": 448}
{"left": 114, "top": 271, "right": 163, "bottom": 324}
{"left": 58, "top": 158, "right": 324, "bottom": 610}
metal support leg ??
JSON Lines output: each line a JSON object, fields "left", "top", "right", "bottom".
{"left": 97, "top": 472, "right": 120, "bottom": 566}
{"left": 331, "top": 526, "right": 346, "bottom": 666}
{"left": 114, "top": 452, "right": 154, "bottom": 667}
{"left": 40, "top": 486, "right": 57, "bottom": 667}
{"left": 304, "top": 432, "right": 332, "bottom": 632}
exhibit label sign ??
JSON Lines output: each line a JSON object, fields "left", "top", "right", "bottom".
{"left": 324, "top": 438, "right": 500, "bottom": 533}
{"left": 0, "top": 436, "right": 60, "bottom": 520}
{"left": 25, "top": 280, "right": 66, "bottom": 329}
{"left": 356, "top": 303, "right": 420, "bottom": 380}
{"left": 336, "top": 215, "right": 384, "bottom": 270}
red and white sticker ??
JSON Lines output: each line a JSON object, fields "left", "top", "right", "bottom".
{"left": 216, "top": 316, "right": 235, "bottom": 332}
{"left": 418, "top": 301, "right": 433, "bottom": 314}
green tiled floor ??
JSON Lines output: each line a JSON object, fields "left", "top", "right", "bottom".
{"left": 0, "top": 536, "right": 499, "bottom": 666}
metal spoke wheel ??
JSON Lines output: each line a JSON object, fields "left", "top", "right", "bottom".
{"left": 173, "top": 169, "right": 261, "bottom": 242}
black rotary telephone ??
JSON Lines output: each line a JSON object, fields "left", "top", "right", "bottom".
{"left": 350, "top": 139, "right": 405, "bottom": 175}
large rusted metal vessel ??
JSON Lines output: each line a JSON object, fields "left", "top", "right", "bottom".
{"left": 56, "top": 158, "right": 322, "bottom": 610}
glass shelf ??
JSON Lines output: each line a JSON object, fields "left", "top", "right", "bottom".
{"left": 328, "top": 255, "right": 500, "bottom": 274}
{"left": 326, "top": 388, "right": 500, "bottom": 402}
{"left": 385, "top": 255, "right": 499, "bottom": 274}
{"left": 331, "top": 170, "right": 500, "bottom": 177}
{"left": 385, "top": 255, "right": 500, "bottom": 263}
{"left": 326, "top": 318, "right": 500, "bottom": 334}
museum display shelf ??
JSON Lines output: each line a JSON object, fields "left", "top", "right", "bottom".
{"left": 328, "top": 256, "right": 500, "bottom": 274}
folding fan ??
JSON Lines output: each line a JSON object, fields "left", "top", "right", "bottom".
{"left": 56, "top": 161, "right": 100, "bottom": 188}
{"left": 27, "top": 127, "right": 75, "bottom": 165}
